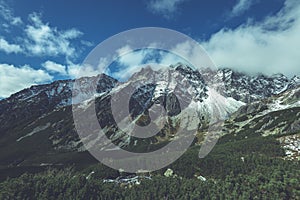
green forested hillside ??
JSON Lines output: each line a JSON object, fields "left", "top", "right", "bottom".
{"left": 1, "top": 133, "right": 299, "bottom": 199}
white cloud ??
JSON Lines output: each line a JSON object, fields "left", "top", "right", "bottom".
{"left": 0, "top": 0, "right": 23, "bottom": 28}
{"left": 229, "top": 0, "right": 257, "bottom": 18}
{"left": 202, "top": 0, "right": 300, "bottom": 77}
{"left": 67, "top": 58, "right": 110, "bottom": 78}
{"left": 81, "top": 40, "right": 94, "bottom": 47}
{"left": 66, "top": 63, "right": 82, "bottom": 78}
{"left": 108, "top": 42, "right": 214, "bottom": 81}
{"left": 116, "top": 45, "right": 132, "bottom": 58}
{"left": 112, "top": 48, "right": 155, "bottom": 80}
{"left": 40, "top": 58, "right": 110, "bottom": 78}
{"left": 112, "top": 64, "right": 142, "bottom": 81}
{"left": 10, "top": 16, "right": 22, "bottom": 25}
{"left": 68, "top": 45, "right": 138, "bottom": 80}
{"left": 42, "top": 60, "right": 67, "bottom": 75}
{"left": 0, "top": 5, "right": 87, "bottom": 61}
{"left": 161, "top": 40, "right": 215, "bottom": 69}
{"left": 147, "top": 0, "right": 188, "bottom": 19}
{"left": 24, "top": 13, "right": 83, "bottom": 59}
{"left": 0, "top": 38, "right": 22, "bottom": 53}
{"left": 0, "top": 63, "right": 52, "bottom": 98}
{"left": 66, "top": 45, "right": 142, "bottom": 80}
{"left": 117, "top": 50, "right": 145, "bottom": 67}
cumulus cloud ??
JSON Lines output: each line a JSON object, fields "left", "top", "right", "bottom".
{"left": 111, "top": 64, "right": 142, "bottom": 81}
{"left": 67, "top": 58, "right": 111, "bottom": 79}
{"left": 202, "top": 0, "right": 300, "bottom": 77}
{"left": 24, "top": 13, "right": 83, "bottom": 59}
{"left": 42, "top": 60, "right": 67, "bottom": 75}
{"left": 147, "top": 0, "right": 188, "bottom": 19}
{"left": 116, "top": 45, "right": 132, "bottom": 57}
{"left": 106, "top": 41, "right": 215, "bottom": 81}
{"left": 229, "top": 0, "right": 257, "bottom": 18}
{"left": 111, "top": 48, "right": 159, "bottom": 80}
{"left": 0, "top": 63, "right": 52, "bottom": 98}
{"left": 111, "top": 43, "right": 205, "bottom": 79}
{"left": 65, "top": 45, "right": 147, "bottom": 80}
{"left": 40, "top": 58, "right": 111, "bottom": 79}
{"left": 0, "top": 4, "right": 90, "bottom": 98}
{"left": 160, "top": 40, "right": 215, "bottom": 69}
{"left": 0, "top": 8, "right": 86, "bottom": 61}
{"left": 0, "top": 37, "right": 22, "bottom": 53}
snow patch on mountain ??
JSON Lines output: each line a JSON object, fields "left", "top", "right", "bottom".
{"left": 16, "top": 123, "right": 50, "bottom": 142}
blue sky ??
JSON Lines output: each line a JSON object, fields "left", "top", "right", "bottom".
{"left": 0, "top": 0, "right": 299, "bottom": 98}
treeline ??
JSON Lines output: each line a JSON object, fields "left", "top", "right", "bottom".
{"left": 0, "top": 135, "right": 299, "bottom": 199}
{"left": 0, "top": 166, "right": 299, "bottom": 199}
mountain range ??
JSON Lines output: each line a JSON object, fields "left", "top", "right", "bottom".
{"left": 0, "top": 63, "right": 299, "bottom": 178}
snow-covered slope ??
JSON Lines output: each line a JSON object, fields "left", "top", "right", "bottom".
{"left": 202, "top": 68, "right": 299, "bottom": 103}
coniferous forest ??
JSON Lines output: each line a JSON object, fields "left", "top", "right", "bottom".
{"left": 1, "top": 133, "right": 299, "bottom": 199}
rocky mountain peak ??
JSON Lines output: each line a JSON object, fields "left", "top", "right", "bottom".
{"left": 288, "top": 75, "right": 300, "bottom": 89}
{"left": 204, "top": 68, "right": 298, "bottom": 103}
{"left": 0, "top": 74, "right": 117, "bottom": 134}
